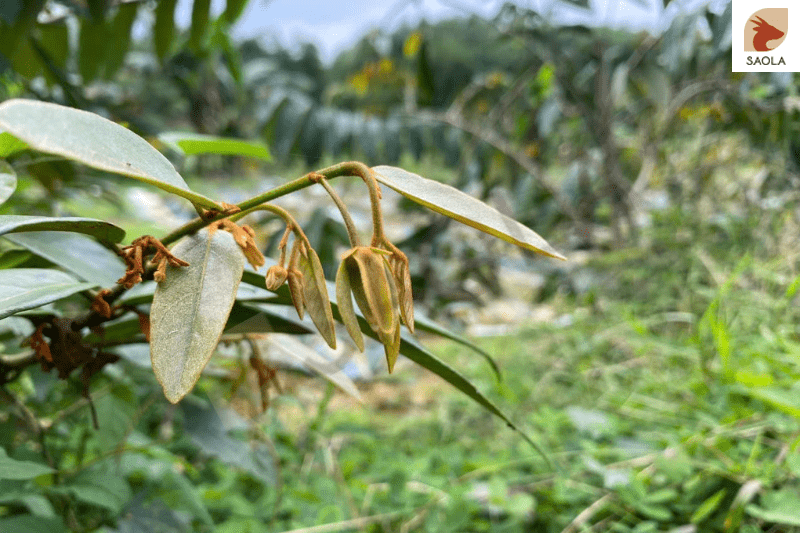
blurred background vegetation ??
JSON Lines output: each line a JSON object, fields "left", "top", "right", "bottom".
{"left": 3, "top": 0, "right": 800, "bottom": 531}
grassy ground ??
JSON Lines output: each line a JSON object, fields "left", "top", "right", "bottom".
{"left": 11, "top": 158, "right": 800, "bottom": 532}
{"left": 237, "top": 203, "right": 800, "bottom": 533}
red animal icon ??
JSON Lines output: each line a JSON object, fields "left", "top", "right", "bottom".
{"left": 751, "top": 15, "right": 785, "bottom": 51}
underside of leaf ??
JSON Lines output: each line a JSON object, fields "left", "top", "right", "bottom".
{"left": 150, "top": 229, "right": 245, "bottom": 403}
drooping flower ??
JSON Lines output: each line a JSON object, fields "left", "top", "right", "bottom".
{"left": 336, "top": 246, "right": 401, "bottom": 371}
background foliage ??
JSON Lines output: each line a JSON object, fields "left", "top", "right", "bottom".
{"left": 3, "top": 0, "right": 800, "bottom": 531}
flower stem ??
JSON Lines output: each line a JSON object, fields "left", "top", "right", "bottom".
{"left": 312, "top": 174, "right": 362, "bottom": 247}
{"left": 230, "top": 204, "right": 313, "bottom": 250}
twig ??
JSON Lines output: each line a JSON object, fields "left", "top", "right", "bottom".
{"left": 561, "top": 493, "right": 613, "bottom": 533}
{"left": 278, "top": 511, "right": 404, "bottom": 533}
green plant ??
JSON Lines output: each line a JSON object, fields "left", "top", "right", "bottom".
{"left": 0, "top": 98, "right": 564, "bottom": 528}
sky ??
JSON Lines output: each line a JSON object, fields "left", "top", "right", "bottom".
{"left": 171, "top": 0, "right": 728, "bottom": 63}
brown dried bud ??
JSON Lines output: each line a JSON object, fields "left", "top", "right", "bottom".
{"left": 265, "top": 264, "right": 288, "bottom": 291}
{"left": 337, "top": 246, "right": 401, "bottom": 371}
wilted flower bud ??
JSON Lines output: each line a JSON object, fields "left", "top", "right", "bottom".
{"left": 265, "top": 264, "right": 288, "bottom": 291}
{"left": 387, "top": 252, "right": 414, "bottom": 333}
{"left": 336, "top": 246, "right": 401, "bottom": 371}
{"left": 287, "top": 267, "right": 305, "bottom": 320}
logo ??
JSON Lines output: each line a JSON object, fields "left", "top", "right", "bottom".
{"left": 745, "top": 9, "right": 787, "bottom": 51}
{"left": 733, "top": 1, "right": 794, "bottom": 72}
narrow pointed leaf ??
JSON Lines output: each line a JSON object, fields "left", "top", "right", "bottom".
{"left": 225, "top": 302, "right": 313, "bottom": 335}
{"left": 5, "top": 231, "right": 125, "bottom": 287}
{"left": 188, "top": 0, "right": 211, "bottom": 51}
{"left": 0, "top": 100, "right": 222, "bottom": 210}
{"left": 154, "top": 0, "right": 178, "bottom": 61}
{"left": 0, "top": 215, "right": 125, "bottom": 242}
{"left": 159, "top": 132, "right": 271, "bottom": 160}
{"left": 335, "top": 258, "right": 364, "bottom": 351}
{"left": 223, "top": 0, "right": 249, "bottom": 24}
{"left": 297, "top": 247, "right": 336, "bottom": 348}
{"left": 0, "top": 161, "right": 16, "bottom": 205}
{"left": 78, "top": 18, "right": 109, "bottom": 82}
{"left": 397, "top": 333, "right": 548, "bottom": 462}
{"left": 0, "top": 269, "right": 97, "bottom": 319}
{"left": 415, "top": 313, "right": 500, "bottom": 380}
{"left": 150, "top": 229, "right": 245, "bottom": 403}
{"left": 105, "top": 1, "right": 138, "bottom": 77}
{"left": 373, "top": 165, "right": 566, "bottom": 260}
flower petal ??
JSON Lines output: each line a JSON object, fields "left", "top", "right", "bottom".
{"left": 287, "top": 267, "right": 305, "bottom": 319}
{"left": 297, "top": 245, "right": 336, "bottom": 349}
{"left": 336, "top": 256, "right": 365, "bottom": 352}
{"left": 391, "top": 255, "right": 414, "bottom": 333}
{"left": 349, "top": 247, "right": 396, "bottom": 337}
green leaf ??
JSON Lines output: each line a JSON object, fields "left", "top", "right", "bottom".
{"left": 414, "top": 313, "right": 500, "bottom": 381}
{"left": 161, "top": 471, "right": 214, "bottom": 525}
{"left": 0, "top": 215, "right": 125, "bottom": 243}
{"left": 222, "top": 0, "right": 249, "bottom": 24}
{"left": 87, "top": 0, "right": 108, "bottom": 22}
{"left": 373, "top": 166, "right": 566, "bottom": 260}
{"left": 0, "top": 132, "right": 28, "bottom": 157}
{"left": 159, "top": 132, "right": 271, "bottom": 160}
{"left": 154, "top": 0, "right": 178, "bottom": 61}
{"left": 741, "top": 386, "right": 800, "bottom": 417}
{"left": 5, "top": 231, "right": 125, "bottom": 287}
{"left": 181, "top": 397, "right": 275, "bottom": 484}
{"left": 0, "top": 448, "right": 54, "bottom": 479}
{"left": 105, "top": 1, "right": 138, "bottom": 77}
{"left": 746, "top": 490, "right": 800, "bottom": 526}
{"left": 395, "top": 332, "right": 548, "bottom": 462}
{"left": 296, "top": 246, "right": 336, "bottom": 349}
{"left": 0, "top": 516, "right": 66, "bottom": 533}
{"left": 691, "top": 488, "right": 726, "bottom": 523}
{"left": 189, "top": 0, "right": 211, "bottom": 51}
{"left": 0, "top": 100, "right": 222, "bottom": 210}
{"left": 0, "top": 268, "right": 96, "bottom": 319}
{"left": 50, "top": 465, "right": 131, "bottom": 514}
{"left": 225, "top": 302, "right": 313, "bottom": 335}
{"left": 0, "top": 250, "right": 31, "bottom": 269}
{"left": 94, "top": 384, "right": 136, "bottom": 451}
{"left": 150, "top": 229, "right": 245, "bottom": 403}
{"left": 78, "top": 18, "right": 109, "bottom": 82}
{"left": 0, "top": 160, "right": 16, "bottom": 205}
{"left": 36, "top": 21, "right": 69, "bottom": 87}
